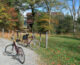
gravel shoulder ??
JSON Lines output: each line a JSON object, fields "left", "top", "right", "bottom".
{"left": 0, "top": 38, "right": 41, "bottom": 65}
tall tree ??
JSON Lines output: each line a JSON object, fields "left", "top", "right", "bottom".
{"left": 0, "top": 0, "right": 23, "bottom": 31}
{"left": 33, "top": 12, "right": 52, "bottom": 48}
{"left": 63, "top": 0, "right": 80, "bottom": 33}
{"left": 77, "top": 0, "right": 80, "bottom": 17}
{"left": 0, "top": 2, "right": 16, "bottom": 31}
{"left": 40, "top": 0, "right": 64, "bottom": 33}
{"left": 23, "top": 0, "right": 42, "bottom": 29}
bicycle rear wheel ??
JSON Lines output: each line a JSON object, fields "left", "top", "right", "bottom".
{"left": 30, "top": 39, "right": 40, "bottom": 50}
{"left": 5, "top": 44, "right": 16, "bottom": 56}
{"left": 18, "top": 47, "right": 25, "bottom": 64}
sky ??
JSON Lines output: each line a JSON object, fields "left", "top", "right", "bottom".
{"left": 23, "top": 0, "right": 80, "bottom": 17}
{"left": 23, "top": 9, "right": 32, "bottom": 17}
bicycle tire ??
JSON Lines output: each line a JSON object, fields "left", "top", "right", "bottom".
{"left": 5, "top": 44, "right": 16, "bottom": 56}
{"left": 30, "top": 39, "right": 40, "bottom": 50}
{"left": 17, "top": 47, "right": 25, "bottom": 64}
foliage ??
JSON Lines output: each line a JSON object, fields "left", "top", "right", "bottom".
{"left": 0, "top": 2, "right": 23, "bottom": 31}
{"left": 53, "top": 15, "right": 73, "bottom": 34}
{"left": 0, "top": 3, "right": 13, "bottom": 31}
{"left": 16, "top": 13, "right": 24, "bottom": 30}
{"left": 62, "top": 0, "right": 80, "bottom": 33}
{"left": 33, "top": 13, "right": 52, "bottom": 33}
{"left": 77, "top": 17, "right": 80, "bottom": 24}
{"left": 77, "top": 17, "right": 80, "bottom": 32}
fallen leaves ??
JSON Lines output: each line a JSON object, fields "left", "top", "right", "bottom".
{"left": 52, "top": 61, "right": 55, "bottom": 65}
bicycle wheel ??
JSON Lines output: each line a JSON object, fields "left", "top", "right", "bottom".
{"left": 18, "top": 47, "right": 25, "bottom": 64}
{"left": 5, "top": 44, "right": 16, "bottom": 56}
{"left": 30, "top": 39, "right": 40, "bottom": 50}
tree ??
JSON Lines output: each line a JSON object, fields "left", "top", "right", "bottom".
{"left": 77, "top": 17, "right": 80, "bottom": 32}
{"left": 33, "top": 12, "right": 52, "bottom": 32}
{"left": 55, "top": 15, "right": 73, "bottom": 34}
{"left": 0, "top": 3, "right": 14, "bottom": 31}
{"left": 0, "top": 1, "right": 23, "bottom": 31}
{"left": 38, "top": 0, "right": 64, "bottom": 34}
{"left": 33, "top": 12, "right": 52, "bottom": 48}
{"left": 23, "top": 0, "right": 42, "bottom": 30}
{"left": 63, "top": 0, "right": 80, "bottom": 34}
{"left": 77, "top": 17, "right": 80, "bottom": 24}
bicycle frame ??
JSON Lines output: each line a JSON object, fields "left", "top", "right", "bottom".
{"left": 26, "top": 37, "right": 33, "bottom": 46}
{"left": 12, "top": 41, "right": 19, "bottom": 54}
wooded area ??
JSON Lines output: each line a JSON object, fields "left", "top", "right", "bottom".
{"left": 0, "top": 0, "right": 80, "bottom": 34}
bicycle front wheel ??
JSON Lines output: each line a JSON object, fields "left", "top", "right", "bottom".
{"left": 5, "top": 44, "right": 16, "bottom": 56}
{"left": 18, "top": 47, "right": 25, "bottom": 64}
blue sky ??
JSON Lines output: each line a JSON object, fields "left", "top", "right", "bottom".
{"left": 76, "top": 0, "right": 79, "bottom": 11}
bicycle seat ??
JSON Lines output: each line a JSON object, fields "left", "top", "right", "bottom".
{"left": 16, "top": 39, "right": 21, "bottom": 42}
{"left": 23, "top": 34, "right": 29, "bottom": 40}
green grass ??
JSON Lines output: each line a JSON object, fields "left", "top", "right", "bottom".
{"left": 36, "top": 35, "right": 80, "bottom": 65}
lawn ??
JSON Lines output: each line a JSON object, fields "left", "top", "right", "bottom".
{"left": 36, "top": 35, "right": 80, "bottom": 65}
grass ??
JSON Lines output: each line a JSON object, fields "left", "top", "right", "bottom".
{"left": 35, "top": 35, "right": 80, "bottom": 65}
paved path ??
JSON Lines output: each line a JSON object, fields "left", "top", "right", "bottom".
{"left": 0, "top": 38, "right": 40, "bottom": 65}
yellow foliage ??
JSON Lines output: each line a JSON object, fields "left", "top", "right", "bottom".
{"left": 2, "top": 7, "right": 6, "bottom": 11}
{"left": 39, "top": 19, "right": 50, "bottom": 22}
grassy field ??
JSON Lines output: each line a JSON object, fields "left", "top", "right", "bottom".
{"left": 36, "top": 35, "right": 80, "bottom": 65}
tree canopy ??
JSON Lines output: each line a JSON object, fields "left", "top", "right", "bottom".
{"left": 0, "top": 1, "right": 23, "bottom": 31}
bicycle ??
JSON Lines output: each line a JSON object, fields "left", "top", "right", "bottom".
{"left": 16, "top": 34, "right": 40, "bottom": 50}
{"left": 5, "top": 40, "right": 25, "bottom": 64}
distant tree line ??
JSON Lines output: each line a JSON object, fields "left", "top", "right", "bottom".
{"left": 1, "top": 0, "right": 80, "bottom": 35}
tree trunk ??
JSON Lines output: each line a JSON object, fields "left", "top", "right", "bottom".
{"left": 44, "top": 0, "right": 51, "bottom": 34}
{"left": 39, "top": 33, "right": 41, "bottom": 47}
{"left": 72, "top": 0, "right": 76, "bottom": 34}
{"left": 45, "top": 32, "right": 48, "bottom": 48}
{"left": 2, "top": 28, "right": 4, "bottom": 38}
